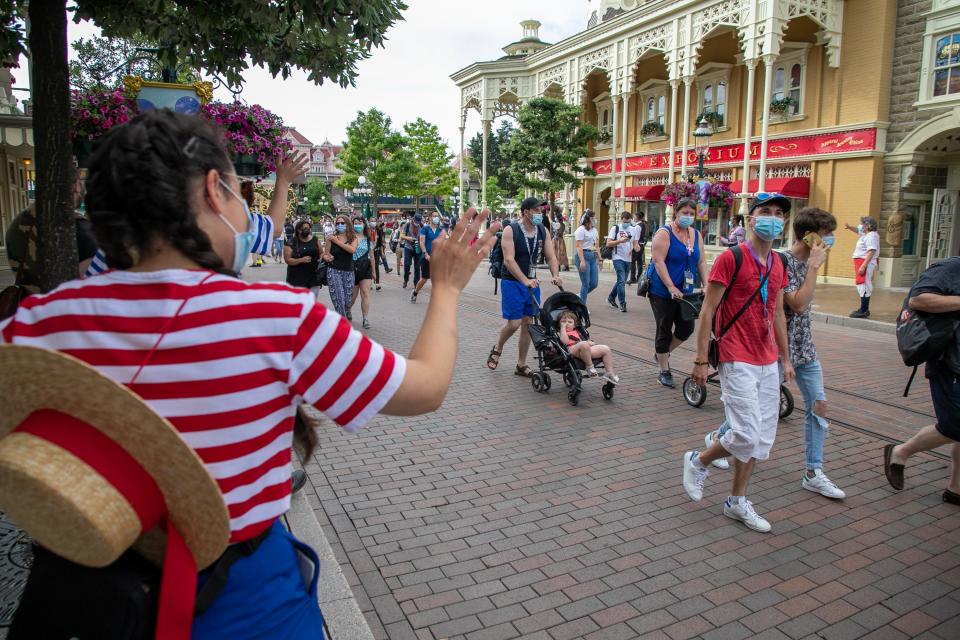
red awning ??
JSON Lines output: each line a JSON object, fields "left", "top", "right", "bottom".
{"left": 613, "top": 185, "right": 665, "bottom": 201}
{"left": 727, "top": 177, "right": 810, "bottom": 198}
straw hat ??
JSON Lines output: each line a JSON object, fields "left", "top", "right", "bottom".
{"left": 0, "top": 344, "right": 230, "bottom": 571}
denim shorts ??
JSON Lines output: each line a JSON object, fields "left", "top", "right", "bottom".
{"left": 931, "top": 368, "right": 960, "bottom": 442}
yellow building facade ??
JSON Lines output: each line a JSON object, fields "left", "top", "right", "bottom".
{"left": 451, "top": 0, "right": 899, "bottom": 284}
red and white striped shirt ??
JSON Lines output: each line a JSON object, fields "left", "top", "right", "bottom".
{"left": 0, "top": 269, "right": 406, "bottom": 542}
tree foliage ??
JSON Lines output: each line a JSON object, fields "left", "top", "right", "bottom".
{"left": 69, "top": 34, "right": 197, "bottom": 90}
{"left": 484, "top": 177, "right": 505, "bottom": 214}
{"left": 502, "top": 98, "right": 598, "bottom": 210}
{"left": 466, "top": 120, "right": 519, "bottom": 194}
{"left": 403, "top": 118, "right": 456, "bottom": 200}
{"left": 336, "top": 109, "right": 415, "bottom": 207}
{"left": 304, "top": 177, "right": 332, "bottom": 214}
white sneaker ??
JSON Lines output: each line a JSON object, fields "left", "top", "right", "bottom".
{"left": 682, "top": 451, "right": 709, "bottom": 501}
{"left": 801, "top": 469, "right": 846, "bottom": 499}
{"left": 604, "top": 373, "right": 620, "bottom": 385}
{"left": 704, "top": 431, "right": 730, "bottom": 470}
{"left": 723, "top": 498, "right": 772, "bottom": 533}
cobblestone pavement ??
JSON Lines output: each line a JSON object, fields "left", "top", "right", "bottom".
{"left": 282, "top": 261, "right": 960, "bottom": 640}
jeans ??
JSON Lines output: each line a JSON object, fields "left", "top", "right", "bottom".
{"left": 403, "top": 247, "right": 421, "bottom": 286}
{"left": 717, "top": 359, "right": 827, "bottom": 469}
{"left": 608, "top": 259, "right": 630, "bottom": 306}
{"left": 575, "top": 250, "right": 599, "bottom": 303}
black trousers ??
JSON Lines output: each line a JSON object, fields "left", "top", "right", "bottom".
{"left": 629, "top": 244, "right": 646, "bottom": 281}
{"left": 648, "top": 294, "right": 695, "bottom": 354}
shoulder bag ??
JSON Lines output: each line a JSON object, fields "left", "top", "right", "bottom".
{"left": 312, "top": 239, "right": 327, "bottom": 288}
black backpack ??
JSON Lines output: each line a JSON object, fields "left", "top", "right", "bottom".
{"left": 896, "top": 292, "right": 959, "bottom": 396}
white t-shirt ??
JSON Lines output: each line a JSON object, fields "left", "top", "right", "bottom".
{"left": 853, "top": 231, "right": 880, "bottom": 262}
{"left": 632, "top": 222, "right": 647, "bottom": 246}
{"left": 575, "top": 225, "right": 598, "bottom": 251}
{"left": 609, "top": 223, "right": 634, "bottom": 262}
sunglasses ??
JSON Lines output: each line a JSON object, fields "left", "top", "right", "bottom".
{"left": 754, "top": 192, "right": 785, "bottom": 203}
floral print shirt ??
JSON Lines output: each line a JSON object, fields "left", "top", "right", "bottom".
{"left": 783, "top": 250, "right": 817, "bottom": 366}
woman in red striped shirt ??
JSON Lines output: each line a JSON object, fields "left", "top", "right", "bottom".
{"left": 0, "top": 110, "right": 497, "bottom": 638}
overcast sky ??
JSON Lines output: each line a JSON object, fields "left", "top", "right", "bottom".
{"left": 62, "top": 1, "right": 587, "bottom": 152}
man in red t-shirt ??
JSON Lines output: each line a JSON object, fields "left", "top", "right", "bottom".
{"left": 681, "top": 192, "right": 796, "bottom": 533}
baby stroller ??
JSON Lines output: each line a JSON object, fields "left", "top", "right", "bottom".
{"left": 526, "top": 289, "right": 616, "bottom": 406}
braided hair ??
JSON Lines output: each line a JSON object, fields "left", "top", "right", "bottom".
{"left": 85, "top": 109, "right": 234, "bottom": 274}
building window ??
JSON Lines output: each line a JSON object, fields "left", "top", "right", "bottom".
{"left": 695, "top": 64, "right": 732, "bottom": 129}
{"left": 637, "top": 79, "right": 668, "bottom": 139}
{"left": 933, "top": 33, "right": 960, "bottom": 96}
{"left": 765, "top": 43, "right": 809, "bottom": 119}
{"left": 594, "top": 92, "right": 614, "bottom": 145}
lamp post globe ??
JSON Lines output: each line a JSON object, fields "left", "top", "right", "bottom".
{"left": 692, "top": 117, "right": 713, "bottom": 178}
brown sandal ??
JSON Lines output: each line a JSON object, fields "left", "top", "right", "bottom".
{"left": 883, "top": 444, "right": 905, "bottom": 491}
{"left": 514, "top": 364, "right": 534, "bottom": 378}
{"left": 486, "top": 347, "right": 501, "bottom": 370}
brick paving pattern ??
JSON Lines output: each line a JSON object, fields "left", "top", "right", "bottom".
{"left": 293, "top": 263, "right": 960, "bottom": 640}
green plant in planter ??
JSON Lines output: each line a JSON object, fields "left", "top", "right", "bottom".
{"left": 770, "top": 97, "right": 797, "bottom": 116}
{"left": 641, "top": 121, "right": 665, "bottom": 137}
{"left": 597, "top": 130, "right": 612, "bottom": 145}
{"left": 698, "top": 111, "right": 724, "bottom": 130}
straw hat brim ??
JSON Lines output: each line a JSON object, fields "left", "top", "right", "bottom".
{"left": 0, "top": 345, "right": 230, "bottom": 570}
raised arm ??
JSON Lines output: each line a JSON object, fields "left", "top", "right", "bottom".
{"left": 266, "top": 152, "right": 309, "bottom": 234}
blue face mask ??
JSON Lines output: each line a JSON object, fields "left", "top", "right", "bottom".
{"left": 217, "top": 179, "right": 256, "bottom": 275}
{"left": 822, "top": 234, "right": 836, "bottom": 248}
{"left": 677, "top": 214, "right": 695, "bottom": 228}
{"left": 532, "top": 213, "right": 544, "bottom": 225}
{"left": 753, "top": 216, "right": 785, "bottom": 241}
{"left": 857, "top": 224, "right": 864, "bottom": 234}
{"left": 336, "top": 223, "right": 347, "bottom": 233}
{"left": 353, "top": 224, "right": 364, "bottom": 232}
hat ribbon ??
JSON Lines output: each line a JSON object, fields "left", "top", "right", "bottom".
{"left": 15, "top": 409, "right": 197, "bottom": 640}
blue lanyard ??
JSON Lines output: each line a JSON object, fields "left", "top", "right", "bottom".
{"left": 743, "top": 241, "right": 773, "bottom": 318}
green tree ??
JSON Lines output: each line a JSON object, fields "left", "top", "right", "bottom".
{"left": 0, "top": 0, "right": 407, "bottom": 291}
{"left": 303, "top": 177, "right": 332, "bottom": 214}
{"left": 502, "top": 98, "right": 598, "bottom": 214}
{"left": 69, "top": 34, "right": 197, "bottom": 90}
{"left": 466, "top": 120, "right": 519, "bottom": 194}
{"left": 336, "top": 109, "right": 416, "bottom": 214}
{"left": 403, "top": 118, "right": 456, "bottom": 212}
{"left": 484, "top": 177, "right": 505, "bottom": 214}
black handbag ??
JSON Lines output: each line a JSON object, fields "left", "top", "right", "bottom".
{"left": 679, "top": 292, "right": 704, "bottom": 322}
{"left": 636, "top": 264, "right": 652, "bottom": 297}
{"left": 313, "top": 261, "right": 328, "bottom": 288}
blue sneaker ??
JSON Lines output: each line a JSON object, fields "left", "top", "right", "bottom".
{"left": 657, "top": 371, "right": 674, "bottom": 388}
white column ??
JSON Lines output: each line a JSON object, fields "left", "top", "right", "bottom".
{"left": 739, "top": 60, "right": 757, "bottom": 216}
{"left": 481, "top": 119, "right": 491, "bottom": 208}
{"left": 667, "top": 80, "right": 680, "bottom": 185}
{"left": 458, "top": 123, "right": 466, "bottom": 215}
{"left": 680, "top": 77, "right": 693, "bottom": 180}
{"left": 620, "top": 91, "right": 631, "bottom": 212}
{"left": 757, "top": 55, "right": 776, "bottom": 194}
{"left": 610, "top": 95, "right": 619, "bottom": 215}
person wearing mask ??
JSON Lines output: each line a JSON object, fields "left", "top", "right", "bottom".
{"left": 883, "top": 257, "right": 960, "bottom": 504}
{"left": 683, "top": 193, "right": 795, "bottom": 533}
{"left": 322, "top": 214, "right": 359, "bottom": 319}
{"left": 648, "top": 198, "right": 709, "bottom": 387}
{"left": 845, "top": 216, "right": 880, "bottom": 318}
{"left": 720, "top": 215, "right": 746, "bottom": 246}
{"left": 279, "top": 217, "right": 295, "bottom": 263}
{"left": 284, "top": 219, "right": 322, "bottom": 298}
{"left": 400, "top": 214, "right": 423, "bottom": 289}
{"left": 605, "top": 211, "right": 634, "bottom": 312}
{"left": 372, "top": 218, "right": 391, "bottom": 290}
{"left": 412, "top": 213, "right": 444, "bottom": 304}
{"left": 350, "top": 216, "right": 375, "bottom": 329}
{"left": 393, "top": 216, "right": 405, "bottom": 274}
{"left": 704, "top": 207, "right": 846, "bottom": 500}
{"left": 574, "top": 210, "right": 600, "bottom": 303}
{"left": 0, "top": 109, "right": 500, "bottom": 637}
{"left": 487, "top": 196, "right": 562, "bottom": 377}
{"left": 550, "top": 208, "right": 570, "bottom": 271}
{"left": 627, "top": 211, "right": 648, "bottom": 284}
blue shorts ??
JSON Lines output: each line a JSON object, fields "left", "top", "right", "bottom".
{"left": 501, "top": 279, "right": 540, "bottom": 320}
{"left": 931, "top": 368, "right": 960, "bottom": 442}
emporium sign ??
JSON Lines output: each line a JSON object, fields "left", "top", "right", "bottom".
{"left": 592, "top": 127, "right": 878, "bottom": 175}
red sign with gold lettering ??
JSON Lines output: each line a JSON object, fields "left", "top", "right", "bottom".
{"left": 592, "top": 127, "right": 877, "bottom": 175}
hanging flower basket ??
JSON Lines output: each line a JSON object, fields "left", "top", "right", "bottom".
{"left": 662, "top": 181, "right": 697, "bottom": 206}
{"left": 70, "top": 88, "right": 139, "bottom": 165}
{"left": 698, "top": 111, "right": 724, "bottom": 130}
{"left": 770, "top": 97, "right": 797, "bottom": 116}
{"left": 640, "top": 121, "right": 665, "bottom": 137}
{"left": 200, "top": 101, "right": 293, "bottom": 178}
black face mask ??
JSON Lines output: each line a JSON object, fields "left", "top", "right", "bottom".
{"left": 299, "top": 229, "right": 310, "bottom": 237}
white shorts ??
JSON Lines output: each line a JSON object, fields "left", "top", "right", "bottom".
{"left": 856, "top": 260, "right": 877, "bottom": 298}
{"left": 718, "top": 361, "right": 781, "bottom": 462}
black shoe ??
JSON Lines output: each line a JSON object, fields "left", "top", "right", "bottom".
{"left": 620, "top": 303, "right": 627, "bottom": 313}
{"left": 943, "top": 489, "right": 960, "bottom": 505}
{"left": 657, "top": 371, "right": 675, "bottom": 388}
{"left": 849, "top": 309, "right": 869, "bottom": 318}
{"left": 626, "top": 280, "right": 637, "bottom": 285}
{"left": 402, "top": 281, "right": 408, "bottom": 288}
{"left": 607, "top": 298, "right": 618, "bottom": 309}
{"left": 291, "top": 469, "right": 308, "bottom": 495}
{"left": 385, "top": 268, "right": 393, "bottom": 273}
{"left": 410, "top": 292, "right": 417, "bottom": 303}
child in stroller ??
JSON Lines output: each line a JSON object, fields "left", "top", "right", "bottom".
{"left": 527, "top": 290, "right": 618, "bottom": 406}
{"left": 558, "top": 311, "right": 619, "bottom": 385}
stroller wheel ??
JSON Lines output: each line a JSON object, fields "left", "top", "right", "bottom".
{"left": 682, "top": 377, "right": 707, "bottom": 408}
{"left": 563, "top": 369, "right": 581, "bottom": 389}
{"left": 779, "top": 385, "right": 795, "bottom": 419}
{"left": 602, "top": 383, "right": 615, "bottom": 400}
{"left": 568, "top": 388, "right": 580, "bottom": 406}
{"left": 541, "top": 373, "right": 552, "bottom": 392}
{"left": 532, "top": 372, "right": 551, "bottom": 394}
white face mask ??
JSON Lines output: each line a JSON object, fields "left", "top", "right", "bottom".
{"left": 216, "top": 179, "right": 255, "bottom": 275}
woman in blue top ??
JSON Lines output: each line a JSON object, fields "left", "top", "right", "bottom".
{"left": 648, "top": 197, "right": 710, "bottom": 388}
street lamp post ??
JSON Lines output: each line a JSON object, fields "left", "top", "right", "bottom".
{"left": 452, "top": 186, "right": 460, "bottom": 216}
{"left": 692, "top": 117, "right": 713, "bottom": 179}
{"left": 354, "top": 175, "right": 372, "bottom": 219}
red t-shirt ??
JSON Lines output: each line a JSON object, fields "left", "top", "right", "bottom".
{"left": 709, "top": 248, "right": 786, "bottom": 366}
